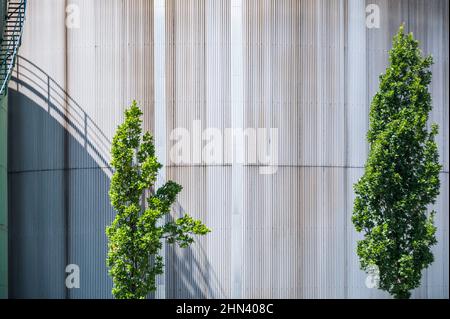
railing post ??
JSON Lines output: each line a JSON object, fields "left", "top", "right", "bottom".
{"left": 47, "top": 74, "right": 51, "bottom": 113}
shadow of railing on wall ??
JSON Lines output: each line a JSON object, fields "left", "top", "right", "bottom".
{"left": 11, "top": 55, "right": 113, "bottom": 177}
{"left": 10, "top": 55, "right": 224, "bottom": 298}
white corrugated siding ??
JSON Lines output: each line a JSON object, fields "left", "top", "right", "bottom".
{"left": 9, "top": 0, "right": 154, "bottom": 298}
{"left": 7, "top": 0, "right": 448, "bottom": 298}
{"left": 163, "top": 0, "right": 448, "bottom": 299}
{"left": 164, "top": 0, "right": 233, "bottom": 298}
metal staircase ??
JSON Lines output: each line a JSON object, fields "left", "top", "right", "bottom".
{"left": 0, "top": 0, "right": 27, "bottom": 95}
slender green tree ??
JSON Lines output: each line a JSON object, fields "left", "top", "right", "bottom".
{"left": 353, "top": 25, "right": 441, "bottom": 299}
{"left": 107, "top": 101, "right": 210, "bottom": 299}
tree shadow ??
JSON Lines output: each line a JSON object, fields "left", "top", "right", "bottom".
{"left": 8, "top": 56, "right": 219, "bottom": 299}
{"left": 164, "top": 204, "right": 227, "bottom": 298}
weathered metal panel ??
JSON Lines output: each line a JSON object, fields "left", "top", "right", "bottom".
{"left": 6, "top": 0, "right": 449, "bottom": 299}
{"left": 166, "top": 166, "right": 232, "bottom": 298}
{"left": 68, "top": 169, "right": 113, "bottom": 299}
{"left": 8, "top": 0, "right": 154, "bottom": 298}
{"left": 164, "top": 0, "right": 233, "bottom": 298}
{"left": 66, "top": 0, "right": 153, "bottom": 299}
{"left": 7, "top": 0, "right": 65, "bottom": 295}
{"left": 8, "top": 170, "right": 66, "bottom": 298}
{"left": 164, "top": 0, "right": 448, "bottom": 299}
{"left": 0, "top": 93, "right": 7, "bottom": 298}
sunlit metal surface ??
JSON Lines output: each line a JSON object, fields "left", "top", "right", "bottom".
{"left": 7, "top": 0, "right": 448, "bottom": 298}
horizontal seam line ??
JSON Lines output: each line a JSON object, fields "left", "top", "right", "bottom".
{"left": 8, "top": 166, "right": 111, "bottom": 174}
{"left": 8, "top": 166, "right": 449, "bottom": 174}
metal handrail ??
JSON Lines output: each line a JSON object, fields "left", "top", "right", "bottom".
{"left": 7, "top": 2, "right": 25, "bottom": 18}
{"left": 0, "top": 0, "right": 27, "bottom": 95}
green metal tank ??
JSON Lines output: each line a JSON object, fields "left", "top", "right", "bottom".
{"left": 0, "top": 0, "right": 9, "bottom": 299}
{"left": 0, "top": 93, "right": 6, "bottom": 299}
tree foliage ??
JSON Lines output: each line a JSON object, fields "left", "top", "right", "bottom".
{"left": 107, "top": 101, "right": 210, "bottom": 299}
{"left": 352, "top": 25, "right": 441, "bottom": 299}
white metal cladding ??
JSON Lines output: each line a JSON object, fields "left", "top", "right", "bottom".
{"left": 154, "top": 0, "right": 167, "bottom": 299}
{"left": 163, "top": 0, "right": 448, "bottom": 299}
{"left": 164, "top": 0, "right": 234, "bottom": 298}
{"left": 7, "top": 0, "right": 449, "bottom": 298}
{"left": 8, "top": 0, "right": 155, "bottom": 298}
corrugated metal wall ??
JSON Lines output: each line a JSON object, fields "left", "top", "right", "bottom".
{"left": 0, "top": 93, "right": 8, "bottom": 299}
{"left": 8, "top": 0, "right": 154, "bottom": 298}
{"left": 0, "top": 0, "right": 8, "bottom": 299}
{"left": 163, "top": 0, "right": 449, "bottom": 299}
{"left": 7, "top": 0, "right": 449, "bottom": 298}
{"left": 164, "top": 0, "right": 233, "bottom": 298}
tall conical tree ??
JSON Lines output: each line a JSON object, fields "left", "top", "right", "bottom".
{"left": 107, "top": 101, "right": 210, "bottom": 299}
{"left": 353, "top": 25, "right": 441, "bottom": 299}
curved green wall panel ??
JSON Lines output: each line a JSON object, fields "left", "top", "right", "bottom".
{"left": 0, "top": 0, "right": 8, "bottom": 299}
{"left": 0, "top": 94, "right": 7, "bottom": 299}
